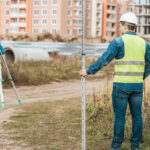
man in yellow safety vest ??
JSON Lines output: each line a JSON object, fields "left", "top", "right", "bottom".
{"left": 80, "top": 12, "right": 150, "bottom": 150}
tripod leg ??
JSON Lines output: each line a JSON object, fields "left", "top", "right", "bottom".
{"left": 0, "top": 62, "right": 4, "bottom": 109}
{"left": 0, "top": 55, "right": 22, "bottom": 106}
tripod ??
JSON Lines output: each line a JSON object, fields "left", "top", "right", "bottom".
{"left": 0, "top": 46, "right": 22, "bottom": 109}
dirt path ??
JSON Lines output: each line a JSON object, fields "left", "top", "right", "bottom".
{"left": 0, "top": 79, "right": 111, "bottom": 150}
{"left": 3, "top": 79, "right": 109, "bottom": 107}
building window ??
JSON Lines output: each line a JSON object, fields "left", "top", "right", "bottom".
{"left": 68, "top": 1, "right": 72, "bottom": 6}
{"left": 79, "top": 29, "right": 82, "bottom": 34}
{"left": 33, "top": 28, "right": 39, "bottom": 33}
{"left": 5, "top": 10, "right": 9, "bottom": 15}
{"left": 12, "top": 18, "right": 17, "bottom": 23}
{"left": 43, "top": 0, "right": 48, "bottom": 5}
{"left": 52, "top": 0, "right": 57, "bottom": 5}
{"left": 79, "top": 10, "right": 82, "bottom": 16}
{"left": 79, "top": 20, "right": 82, "bottom": 25}
{"left": 74, "top": 1, "right": 79, "bottom": 6}
{"left": 42, "top": 19, "right": 47, "bottom": 25}
{"left": 5, "top": 19, "right": 9, "bottom": 24}
{"left": 10, "top": 27, "right": 18, "bottom": 33}
{"left": 86, "top": 22, "right": 90, "bottom": 27}
{"left": 5, "top": 29, "right": 9, "bottom": 34}
{"left": 74, "top": 10, "right": 78, "bottom": 16}
{"left": 68, "top": 10, "right": 72, "bottom": 16}
{"left": 33, "top": 19, "right": 39, "bottom": 24}
{"left": 86, "top": 31, "right": 89, "bottom": 36}
{"left": 42, "top": 28, "right": 47, "bottom": 33}
{"left": 34, "top": 0, "right": 40, "bottom": 6}
{"left": 73, "top": 28, "right": 78, "bottom": 35}
{"left": 34, "top": 9, "right": 40, "bottom": 15}
{"left": 86, "top": 3, "right": 90, "bottom": 9}
{"left": 74, "top": 19, "right": 78, "bottom": 25}
{"left": 6, "top": 1, "right": 9, "bottom": 6}
{"left": 67, "top": 29, "right": 71, "bottom": 35}
{"left": 79, "top": 1, "right": 82, "bottom": 6}
{"left": 51, "top": 28, "right": 56, "bottom": 34}
{"left": 42, "top": 9, "right": 48, "bottom": 15}
{"left": 112, "top": 14, "right": 115, "bottom": 19}
{"left": 86, "top": 13, "right": 90, "bottom": 18}
{"left": 11, "top": 8, "right": 18, "bottom": 14}
{"left": 12, "top": 0, "right": 18, "bottom": 4}
{"left": 67, "top": 20, "right": 71, "bottom": 26}
{"left": 52, "top": 9, "right": 57, "bottom": 15}
{"left": 51, "top": 19, "right": 57, "bottom": 25}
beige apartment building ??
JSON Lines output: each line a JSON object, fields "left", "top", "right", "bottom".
{"left": 0, "top": 0, "right": 64, "bottom": 35}
{"left": 102, "top": 0, "right": 134, "bottom": 38}
{"left": 0, "top": 0, "right": 133, "bottom": 38}
{"left": 0, "top": 0, "right": 103, "bottom": 37}
{"left": 135, "top": 0, "right": 150, "bottom": 38}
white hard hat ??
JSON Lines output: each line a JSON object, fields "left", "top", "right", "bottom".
{"left": 119, "top": 12, "right": 138, "bottom": 26}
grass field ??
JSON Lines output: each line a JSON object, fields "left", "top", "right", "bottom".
{"left": 2, "top": 54, "right": 114, "bottom": 88}
{"left": 2, "top": 55, "right": 150, "bottom": 149}
{"left": 3, "top": 91, "right": 150, "bottom": 150}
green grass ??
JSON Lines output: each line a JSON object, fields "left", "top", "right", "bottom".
{"left": 3, "top": 94, "right": 150, "bottom": 150}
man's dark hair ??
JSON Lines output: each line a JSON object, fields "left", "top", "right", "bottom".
{"left": 120, "top": 21, "right": 136, "bottom": 31}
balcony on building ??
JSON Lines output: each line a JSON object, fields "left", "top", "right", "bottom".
{"left": 96, "top": 26, "right": 101, "bottom": 31}
{"left": 20, "top": 0, "right": 26, "bottom": 4}
{"left": 10, "top": 21, "right": 26, "bottom": 27}
{"left": 97, "top": 3, "right": 101, "bottom": 11}
{"left": 97, "top": 12, "right": 101, "bottom": 18}
{"left": 107, "top": 18, "right": 115, "bottom": 23}
{"left": 10, "top": 13, "right": 26, "bottom": 17}
{"left": 135, "top": 3, "right": 150, "bottom": 6}
{"left": 97, "top": 21, "right": 101, "bottom": 27}
{"left": 19, "top": 27, "right": 26, "bottom": 33}
{"left": 11, "top": 0, "right": 18, "bottom": 4}
{"left": 10, "top": 4, "right": 26, "bottom": 8}
{"left": 11, "top": 0, "right": 26, "bottom": 8}
{"left": 96, "top": 31, "right": 101, "bottom": 36}
{"left": 107, "top": 9, "right": 116, "bottom": 14}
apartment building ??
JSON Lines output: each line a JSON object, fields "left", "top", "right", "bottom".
{"left": 0, "top": 0, "right": 92, "bottom": 37}
{"left": 102, "top": 0, "right": 133, "bottom": 38}
{"left": 102, "top": 0, "right": 118, "bottom": 38}
{"left": 0, "top": 0, "right": 133, "bottom": 38}
{"left": 62, "top": 0, "right": 92, "bottom": 37}
{"left": 0, "top": 0, "right": 11, "bottom": 34}
{"left": 0, "top": 0, "right": 63, "bottom": 34}
{"left": 91, "top": 0, "right": 103, "bottom": 37}
{"left": 0, "top": 0, "right": 103, "bottom": 37}
{"left": 135, "top": 0, "right": 150, "bottom": 38}
{"left": 0, "top": 0, "right": 28, "bottom": 34}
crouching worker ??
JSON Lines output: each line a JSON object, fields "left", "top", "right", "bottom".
{"left": 80, "top": 12, "right": 150, "bottom": 150}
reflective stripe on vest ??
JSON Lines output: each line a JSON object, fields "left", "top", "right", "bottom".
{"left": 114, "top": 34, "right": 146, "bottom": 83}
{"left": 115, "top": 61, "right": 145, "bottom": 65}
{"left": 114, "top": 72, "right": 144, "bottom": 76}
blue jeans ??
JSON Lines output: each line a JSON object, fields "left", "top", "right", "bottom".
{"left": 111, "top": 84, "right": 143, "bottom": 150}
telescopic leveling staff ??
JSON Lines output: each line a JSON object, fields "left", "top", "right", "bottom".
{"left": 81, "top": 0, "right": 86, "bottom": 150}
{"left": 0, "top": 44, "right": 22, "bottom": 109}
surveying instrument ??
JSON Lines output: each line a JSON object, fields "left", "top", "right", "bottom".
{"left": 0, "top": 45, "right": 22, "bottom": 109}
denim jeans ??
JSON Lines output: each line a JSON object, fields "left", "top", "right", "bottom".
{"left": 111, "top": 84, "right": 143, "bottom": 150}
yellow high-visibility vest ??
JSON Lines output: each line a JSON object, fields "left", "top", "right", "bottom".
{"left": 114, "top": 34, "right": 146, "bottom": 83}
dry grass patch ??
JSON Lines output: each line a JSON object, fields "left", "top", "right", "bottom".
{"left": 2, "top": 91, "right": 150, "bottom": 150}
